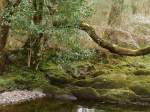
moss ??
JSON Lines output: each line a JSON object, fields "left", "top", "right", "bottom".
{"left": 73, "top": 78, "right": 93, "bottom": 86}
{"left": 129, "top": 81, "right": 150, "bottom": 97}
{"left": 0, "top": 53, "right": 150, "bottom": 105}
{"left": 43, "top": 84, "right": 68, "bottom": 95}
{"left": 40, "top": 61, "right": 76, "bottom": 86}
{"left": 91, "top": 74, "right": 130, "bottom": 89}
{"left": 0, "top": 79, "right": 14, "bottom": 91}
{"left": 63, "top": 61, "right": 97, "bottom": 77}
{"left": 98, "top": 88, "right": 138, "bottom": 103}
{"left": 0, "top": 65, "right": 50, "bottom": 90}
{"left": 134, "top": 69, "right": 150, "bottom": 76}
{"left": 40, "top": 61, "right": 66, "bottom": 76}
{"left": 71, "top": 87, "right": 138, "bottom": 103}
{"left": 47, "top": 75, "right": 74, "bottom": 85}
{"left": 71, "top": 87, "right": 100, "bottom": 100}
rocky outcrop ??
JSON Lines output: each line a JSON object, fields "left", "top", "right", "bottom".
{"left": 40, "top": 58, "right": 150, "bottom": 106}
{"left": 103, "top": 28, "right": 140, "bottom": 49}
{"left": 79, "top": 24, "right": 150, "bottom": 50}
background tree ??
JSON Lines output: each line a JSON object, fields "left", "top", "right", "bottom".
{"left": 0, "top": 0, "right": 21, "bottom": 73}
{"left": 0, "top": 0, "right": 150, "bottom": 73}
{"left": 108, "top": 0, "right": 124, "bottom": 27}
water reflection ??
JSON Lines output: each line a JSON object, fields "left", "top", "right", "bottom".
{"left": 0, "top": 98, "right": 150, "bottom": 112}
{"left": 77, "top": 106, "right": 95, "bottom": 112}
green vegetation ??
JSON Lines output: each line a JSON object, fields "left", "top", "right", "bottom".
{"left": 0, "top": 0, "right": 150, "bottom": 106}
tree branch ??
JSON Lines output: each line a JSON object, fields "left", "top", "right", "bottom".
{"left": 79, "top": 23, "right": 150, "bottom": 56}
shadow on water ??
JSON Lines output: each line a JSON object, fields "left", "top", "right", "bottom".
{"left": 0, "top": 98, "right": 150, "bottom": 112}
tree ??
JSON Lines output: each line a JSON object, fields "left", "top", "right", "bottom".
{"left": 80, "top": 23, "right": 150, "bottom": 56}
{"left": 23, "top": 0, "right": 44, "bottom": 69}
{"left": 0, "top": 0, "right": 21, "bottom": 73}
{"left": 0, "top": 0, "right": 150, "bottom": 73}
{"left": 0, "top": 0, "right": 21, "bottom": 52}
{"left": 108, "top": 0, "right": 124, "bottom": 27}
{"left": 0, "top": 0, "right": 90, "bottom": 70}
{"left": 131, "top": 0, "right": 138, "bottom": 14}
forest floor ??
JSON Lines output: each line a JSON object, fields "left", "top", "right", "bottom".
{"left": 0, "top": 54, "right": 150, "bottom": 106}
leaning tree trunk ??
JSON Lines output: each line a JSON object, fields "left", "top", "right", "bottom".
{"left": 0, "top": 0, "right": 21, "bottom": 74}
{"left": 23, "top": 0, "right": 44, "bottom": 69}
{"left": 108, "top": 0, "right": 124, "bottom": 27}
{"left": 80, "top": 23, "right": 150, "bottom": 56}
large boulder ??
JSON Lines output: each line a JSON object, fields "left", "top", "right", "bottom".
{"left": 132, "top": 35, "right": 150, "bottom": 47}
{"left": 71, "top": 87, "right": 100, "bottom": 100}
{"left": 98, "top": 27, "right": 140, "bottom": 49}
{"left": 97, "top": 88, "right": 138, "bottom": 104}
{"left": 71, "top": 87, "right": 138, "bottom": 104}
{"left": 79, "top": 26, "right": 140, "bottom": 49}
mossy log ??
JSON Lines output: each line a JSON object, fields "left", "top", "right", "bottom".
{"left": 80, "top": 23, "right": 150, "bottom": 56}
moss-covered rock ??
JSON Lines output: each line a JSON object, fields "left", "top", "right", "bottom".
{"left": 63, "top": 61, "right": 98, "bottom": 78}
{"left": 72, "top": 78, "right": 93, "bottom": 86}
{"left": 97, "top": 88, "right": 138, "bottom": 103}
{"left": 43, "top": 85, "right": 65, "bottom": 95}
{"left": 71, "top": 87, "right": 100, "bottom": 100}
{"left": 134, "top": 69, "right": 150, "bottom": 76}
{"left": 91, "top": 74, "right": 130, "bottom": 89}
{"left": 40, "top": 61, "right": 67, "bottom": 76}
{"left": 45, "top": 73, "right": 75, "bottom": 86}
{"left": 130, "top": 81, "right": 150, "bottom": 97}
{"left": 71, "top": 87, "right": 138, "bottom": 104}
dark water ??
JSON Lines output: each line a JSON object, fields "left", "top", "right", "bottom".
{"left": 0, "top": 98, "right": 150, "bottom": 112}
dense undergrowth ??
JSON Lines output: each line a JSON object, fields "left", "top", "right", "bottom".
{"left": 0, "top": 50, "right": 150, "bottom": 105}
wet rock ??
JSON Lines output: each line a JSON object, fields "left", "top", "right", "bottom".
{"left": 97, "top": 89, "right": 138, "bottom": 104}
{"left": 71, "top": 87, "right": 139, "bottom": 104}
{"left": 54, "top": 94, "right": 77, "bottom": 101}
{"left": 71, "top": 87, "right": 100, "bottom": 100}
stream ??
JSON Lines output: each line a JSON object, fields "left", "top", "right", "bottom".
{"left": 0, "top": 97, "right": 150, "bottom": 112}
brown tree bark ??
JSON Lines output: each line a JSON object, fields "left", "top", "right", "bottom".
{"left": 80, "top": 23, "right": 150, "bottom": 56}
{"left": 0, "top": 0, "right": 21, "bottom": 74}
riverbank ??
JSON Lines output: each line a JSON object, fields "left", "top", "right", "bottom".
{"left": 0, "top": 90, "right": 45, "bottom": 105}
{"left": 0, "top": 56, "right": 150, "bottom": 106}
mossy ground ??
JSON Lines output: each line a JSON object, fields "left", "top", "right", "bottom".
{"left": 0, "top": 55, "right": 150, "bottom": 105}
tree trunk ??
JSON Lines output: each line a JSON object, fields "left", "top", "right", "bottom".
{"left": 131, "top": 0, "right": 138, "bottom": 15}
{"left": 108, "top": 0, "right": 124, "bottom": 27}
{"left": 80, "top": 23, "right": 150, "bottom": 56}
{"left": 23, "top": 0, "right": 44, "bottom": 69}
{"left": 0, "top": 0, "right": 21, "bottom": 74}
{"left": 103, "top": 0, "right": 124, "bottom": 45}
